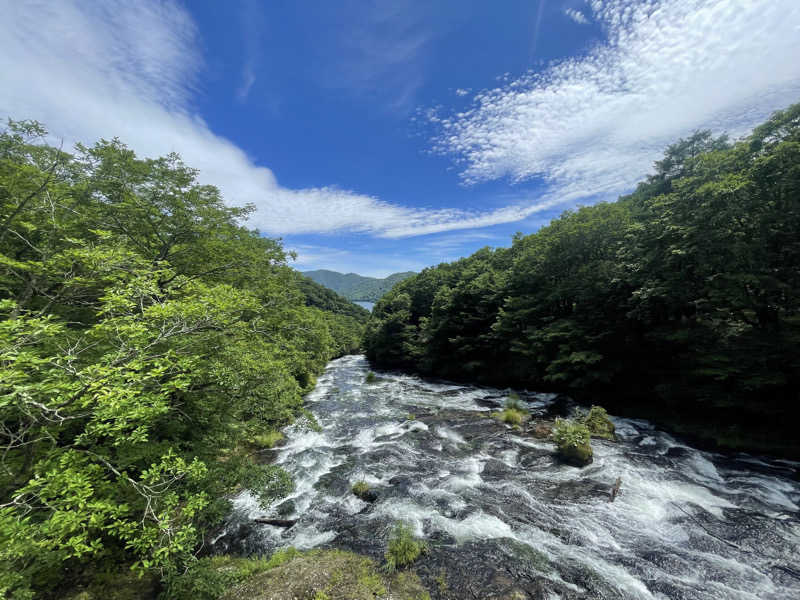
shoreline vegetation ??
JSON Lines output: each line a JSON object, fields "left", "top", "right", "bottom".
{"left": 364, "top": 103, "right": 800, "bottom": 461}
{"left": 0, "top": 121, "right": 368, "bottom": 599}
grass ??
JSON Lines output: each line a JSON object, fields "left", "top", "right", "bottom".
{"left": 351, "top": 480, "right": 370, "bottom": 498}
{"left": 493, "top": 397, "right": 528, "bottom": 427}
{"left": 365, "top": 371, "right": 377, "bottom": 383}
{"left": 223, "top": 549, "right": 429, "bottom": 600}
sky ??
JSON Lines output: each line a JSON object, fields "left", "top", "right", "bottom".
{"left": 2, "top": 0, "right": 799, "bottom": 277}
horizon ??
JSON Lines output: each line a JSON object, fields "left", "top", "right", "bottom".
{"left": 2, "top": 0, "right": 800, "bottom": 277}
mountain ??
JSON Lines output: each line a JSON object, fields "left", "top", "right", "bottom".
{"left": 302, "top": 269, "right": 416, "bottom": 302}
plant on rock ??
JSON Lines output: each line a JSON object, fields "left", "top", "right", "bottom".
{"left": 552, "top": 419, "right": 593, "bottom": 466}
{"left": 581, "top": 405, "right": 616, "bottom": 440}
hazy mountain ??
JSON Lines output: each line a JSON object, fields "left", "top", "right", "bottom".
{"left": 302, "top": 269, "right": 416, "bottom": 302}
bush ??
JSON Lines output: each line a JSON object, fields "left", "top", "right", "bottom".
{"left": 552, "top": 418, "right": 593, "bottom": 466}
{"left": 352, "top": 481, "right": 370, "bottom": 498}
{"left": 161, "top": 555, "right": 275, "bottom": 600}
{"left": 385, "top": 522, "right": 426, "bottom": 572}
{"left": 581, "top": 405, "right": 616, "bottom": 440}
{"left": 365, "top": 371, "right": 377, "bottom": 383}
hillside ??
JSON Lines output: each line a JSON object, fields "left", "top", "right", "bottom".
{"left": 302, "top": 269, "right": 416, "bottom": 302}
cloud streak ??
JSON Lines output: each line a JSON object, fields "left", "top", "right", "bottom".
{"left": 432, "top": 0, "right": 800, "bottom": 206}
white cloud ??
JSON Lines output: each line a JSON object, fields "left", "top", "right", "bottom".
{"left": 432, "top": 0, "right": 800, "bottom": 207}
{"left": 565, "top": 8, "right": 590, "bottom": 25}
{"left": 455, "top": 88, "right": 471, "bottom": 96}
{"left": 0, "top": 0, "right": 535, "bottom": 239}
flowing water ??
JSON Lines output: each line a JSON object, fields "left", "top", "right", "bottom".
{"left": 215, "top": 355, "right": 800, "bottom": 599}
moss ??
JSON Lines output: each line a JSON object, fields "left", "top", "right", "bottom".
{"left": 552, "top": 418, "right": 593, "bottom": 466}
{"left": 223, "top": 549, "right": 428, "bottom": 600}
{"left": 365, "top": 371, "right": 377, "bottom": 383}
{"left": 385, "top": 522, "right": 427, "bottom": 573}
{"left": 581, "top": 406, "right": 616, "bottom": 440}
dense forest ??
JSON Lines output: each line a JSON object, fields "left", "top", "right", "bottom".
{"left": 303, "top": 269, "right": 416, "bottom": 302}
{"left": 0, "top": 121, "right": 368, "bottom": 599}
{"left": 365, "top": 103, "right": 800, "bottom": 458}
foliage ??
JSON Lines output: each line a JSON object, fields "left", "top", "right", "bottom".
{"left": 0, "top": 120, "right": 367, "bottom": 598}
{"left": 365, "top": 371, "right": 377, "bottom": 383}
{"left": 581, "top": 406, "right": 616, "bottom": 440}
{"left": 495, "top": 407, "right": 526, "bottom": 427}
{"left": 385, "top": 522, "right": 427, "bottom": 573}
{"left": 161, "top": 555, "right": 274, "bottom": 600}
{"left": 352, "top": 481, "right": 371, "bottom": 498}
{"left": 363, "top": 103, "right": 800, "bottom": 458}
{"left": 303, "top": 269, "right": 416, "bottom": 302}
{"left": 552, "top": 419, "right": 593, "bottom": 466}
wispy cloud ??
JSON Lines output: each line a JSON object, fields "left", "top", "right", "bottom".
{"left": 564, "top": 8, "right": 590, "bottom": 25}
{"left": 432, "top": 0, "right": 800, "bottom": 207}
{"left": 0, "top": 0, "right": 537, "bottom": 239}
{"left": 313, "top": 0, "right": 435, "bottom": 114}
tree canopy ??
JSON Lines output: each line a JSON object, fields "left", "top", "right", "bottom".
{"left": 0, "top": 121, "right": 367, "bottom": 599}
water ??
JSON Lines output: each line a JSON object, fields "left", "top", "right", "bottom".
{"left": 216, "top": 355, "right": 800, "bottom": 599}
{"left": 354, "top": 301, "right": 375, "bottom": 311}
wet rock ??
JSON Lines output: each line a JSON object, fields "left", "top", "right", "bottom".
{"left": 557, "top": 441, "right": 593, "bottom": 467}
{"left": 254, "top": 518, "right": 297, "bottom": 528}
{"left": 530, "top": 422, "right": 553, "bottom": 438}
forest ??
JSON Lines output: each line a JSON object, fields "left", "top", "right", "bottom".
{"left": 0, "top": 121, "right": 368, "bottom": 599}
{"left": 364, "top": 103, "right": 800, "bottom": 459}
{"left": 302, "top": 269, "right": 416, "bottom": 302}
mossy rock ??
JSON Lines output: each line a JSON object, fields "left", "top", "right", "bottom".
{"left": 352, "top": 481, "right": 378, "bottom": 502}
{"left": 558, "top": 439, "right": 593, "bottom": 466}
{"left": 222, "top": 549, "right": 429, "bottom": 600}
{"left": 582, "top": 406, "right": 616, "bottom": 440}
{"left": 552, "top": 418, "right": 593, "bottom": 467}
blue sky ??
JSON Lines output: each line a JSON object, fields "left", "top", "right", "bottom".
{"left": 2, "top": 1, "right": 800, "bottom": 276}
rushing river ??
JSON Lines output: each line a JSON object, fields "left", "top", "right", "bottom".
{"left": 215, "top": 355, "right": 800, "bottom": 599}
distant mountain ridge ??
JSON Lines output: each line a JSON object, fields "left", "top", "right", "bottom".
{"left": 302, "top": 269, "right": 416, "bottom": 302}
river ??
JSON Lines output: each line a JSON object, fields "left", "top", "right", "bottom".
{"left": 215, "top": 355, "right": 800, "bottom": 599}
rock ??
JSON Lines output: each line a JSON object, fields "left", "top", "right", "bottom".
{"left": 531, "top": 422, "right": 553, "bottom": 438}
{"left": 254, "top": 518, "right": 297, "bottom": 528}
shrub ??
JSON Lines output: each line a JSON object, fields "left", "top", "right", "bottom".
{"left": 365, "top": 371, "right": 377, "bottom": 383}
{"left": 552, "top": 418, "right": 593, "bottom": 466}
{"left": 352, "top": 481, "right": 370, "bottom": 498}
{"left": 385, "top": 522, "right": 426, "bottom": 572}
{"left": 581, "top": 405, "right": 616, "bottom": 440}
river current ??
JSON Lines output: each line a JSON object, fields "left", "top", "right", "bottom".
{"left": 215, "top": 355, "right": 800, "bottom": 599}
